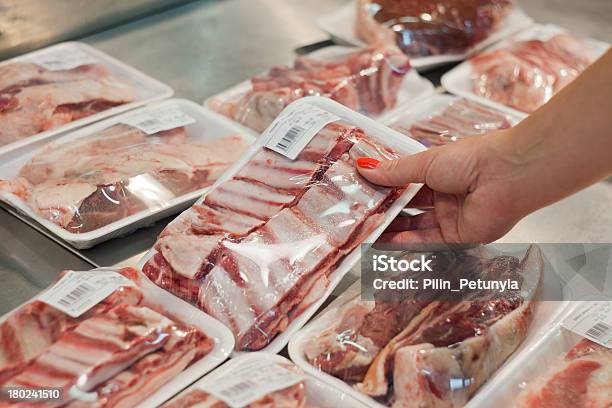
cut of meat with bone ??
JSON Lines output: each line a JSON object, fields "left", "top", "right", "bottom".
{"left": 209, "top": 47, "right": 411, "bottom": 132}
{"left": 0, "top": 78, "right": 138, "bottom": 145}
{"left": 2, "top": 123, "right": 249, "bottom": 233}
{"left": 66, "top": 324, "right": 214, "bottom": 408}
{"left": 513, "top": 339, "right": 612, "bottom": 408}
{"left": 0, "top": 268, "right": 142, "bottom": 384}
{"left": 1, "top": 305, "right": 175, "bottom": 406}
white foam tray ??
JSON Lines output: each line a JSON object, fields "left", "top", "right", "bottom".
{"left": 203, "top": 46, "right": 435, "bottom": 128}
{"left": 316, "top": 2, "right": 533, "bottom": 71}
{"left": 138, "top": 96, "right": 427, "bottom": 356}
{"left": 0, "top": 267, "right": 235, "bottom": 408}
{"left": 441, "top": 24, "right": 611, "bottom": 116}
{"left": 170, "top": 352, "right": 370, "bottom": 407}
{"left": 289, "top": 244, "right": 571, "bottom": 408}
{"left": 0, "top": 98, "right": 257, "bottom": 249}
{"left": 0, "top": 41, "right": 174, "bottom": 156}
{"left": 379, "top": 92, "right": 525, "bottom": 130}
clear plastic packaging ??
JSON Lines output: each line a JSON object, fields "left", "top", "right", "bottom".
{"left": 442, "top": 25, "right": 609, "bottom": 114}
{"left": 140, "top": 96, "right": 426, "bottom": 353}
{"left": 355, "top": 0, "right": 513, "bottom": 57}
{"left": 289, "top": 245, "right": 544, "bottom": 407}
{"left": 161, "top": 353, "right": 370, "bottom": 407}
{"left": 0, "top": 42, "right": 173, "bottom": 155}
{"left": 206, "top": 46, "right": 430, "bottom": 133}
{"left": 469, "top": 301, "right": 612, "bottom": 408}
{"left": 0, "top": 267, "right": 234, "bottom": 408}
{"left": 316, "top": 1, "right": 532, "bottom": 70}
{"left": 0, "top": 99, "right": 256, "bottom": 248}
{"left": 382, "top": 94, "right": 519, "bottom": 147}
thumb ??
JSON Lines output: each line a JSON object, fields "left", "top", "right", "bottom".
{"left": 356, "top": 149, "right": 436, "bottom": 187}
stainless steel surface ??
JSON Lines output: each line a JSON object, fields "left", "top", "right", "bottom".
{"left": 0, "top": 0, "right": 195, "bottom": 60}
{"left": 0, "top": 208, "right": 94, "bottom": 314}
{"left": 2, "top": 0, "right": 612, "bottom": 271}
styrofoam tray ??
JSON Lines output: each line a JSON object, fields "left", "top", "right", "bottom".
{"left": 441, "top": 24, "right": 611, "bottom": 116}
{"left": 138, "top": 96, "right": 427, "bottom": 356}
{"left": 203, "top": 46, "right": 435, "bottom": 128}
{"left": 0, "top": 41, "right": 173, "bottom": 156}
{"left": 0, "top": 267, "right": 235, "bottom": 408}
{"left": 168, "top": 352, "right": 370, "bottom": 407}
{"left": 379, "top": 92, "right": 525, "bottom": 130}
{"left": 289, "top": 244, "right": 572, "bottom": 407}
{"left": 0, "top": 98, "right": 257, "bottom": 249}
{"left": 316, "top": 2, "right": 533, "bottom": 71}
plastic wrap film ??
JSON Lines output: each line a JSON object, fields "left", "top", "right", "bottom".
{"left": 0, "top": 63, "right": 139, "bottom": 146}
{"left": 300, "top": 245, "right": 543, "bottom": 407}
{"left": 470, "top": 32, "right": 596, "bottom": 112}
{"left": 389, "top": 97, "right": 513, "bottom": 147}
{"left": 0, "top": 267, "right": 215, "bottom": 408}
{"left": 355, "top": 0, "right": 513, "bottom": 57}
{"left": 142, "top": 103, "right": 417, "bottom": 351}
{"left": 208, "top": 46, "right": 411, "bottom": 132}
{"left": 0, "top": 123, "right": 249, "bottom": 233}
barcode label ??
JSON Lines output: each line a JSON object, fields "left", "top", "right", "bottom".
{"left": 38, "top": 270, "right": 134, "bottom": 318}
{"left": 200, "top": 359, "right": 303, "bottom": 407}
{"left": 28, "top": 46, "right": 99, "bottom": 71}
{"left": 263, "top": 102, "right": 340, "bottom": 160}
{"left": 122, "top": 106, "right": 196, "bottom": 135}
{"left": 562, "top": 301, "right": 612, "bottom": 349}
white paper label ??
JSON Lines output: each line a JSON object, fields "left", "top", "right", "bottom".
{"left": 200, "top": 360, "right": 303, "bottom": 407}
{"left": 29, "top": 47, "right": 99, "bottom": 71}
{"left": 262, "top": 102, "right": 340, "bottom": 160}
{"left": 38, "top": 270, "right": 134, "bottom": 318}
{"left": 562, "top": 301, "right": 612, "bottom": 348}
{"left": 122, "top": 106, "right": 196, "bottom": 135}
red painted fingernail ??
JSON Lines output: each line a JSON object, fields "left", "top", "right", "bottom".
{"left": 357, "top": 157, "right": 380, "bottom": 169}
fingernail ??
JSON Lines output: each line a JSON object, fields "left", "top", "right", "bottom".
{"left": 357, "top": 157, "right": 380, "bottom": 169}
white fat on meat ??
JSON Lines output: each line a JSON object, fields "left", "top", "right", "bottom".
{"left": 26, "top": 181, "right": 97, "bottom": 227}
{"left": 156, "top": 234, "right": 222, "bottom": 280}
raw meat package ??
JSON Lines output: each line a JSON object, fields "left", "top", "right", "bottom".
{"left": 0, "top": 42, "right": 172, "bottom": 154}
{"left": 469, "top": 301, "right": 612, "bottom": 408}
{"left": 140, "top": 97, "right": 426, "bottom": 353}
{"left": 206, "top": 46, "right": 434, "bottom": 132}
{"left": 381, "top": 94, "right": 520, "bottom": 147}
{"left": 0, "top": 267, "right": 234, "bottom": 408}
{"left": 316, "top": 1, "right": 532, "bottom": 70}
{"left": 289, "top": 245, "right": 544, "bottom": 407}
{"left": 355, "top": 0, "right": 512, "bottom": 57}
{"left": 442, "top": 25, "right": 610, "bottom": 114}
{"left": 161, "top": 353, "right": 369, "bottom": 407}
{"left": 0, "top": 99, "right": 255, "bottom": 248}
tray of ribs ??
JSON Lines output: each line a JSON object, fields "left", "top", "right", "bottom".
{"left": 161, "top": 352, "right": 370, "bottom": 407}
{"left": 471, "top": 300, "right": 612, "bottom": 408}
{"left": 442, "top": 24, "right": 610, "bottom": 115}
{"left": 140, "top": 96, "right": 426, "bottom": 354}
{"left": 0, "top": 267, "right": 234, "bottom": 408}
{"left": 205, "top": 45, "right": 434, "bottom": 133}
{"left": 316, "top": 1, "right": 533, "bottom": 70}
{"left": 289, "top": 245, "right": 548, "bottom": 408}
{"left": 0, "top": 99, "right": 255, "bottom": 249}
{"left": 380, "top": 93, "right": 522, "bottom": 147}
{"left": 0, "top": 41, "right": 173, "bottom": 156}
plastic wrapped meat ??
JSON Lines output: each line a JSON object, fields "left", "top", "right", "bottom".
{"left": 304, "top": 246, "right": 542, "bottom": 407}
{"left": 208, "top": 47, "right": 411, "bottom": 132}
{"left": 0, "top": 63, "right": 138, "bottom": 146}
{"left": 0, "top": 267, "right": 214, "bottom": 408}
{"left": 355, "top": 0, "right": 512, "bottom": 57}
{"left": 513, "top": 339, "right": 612, "bottom": 408}
{"left": 470, "top": 33, "right": 596, "bottom": 112}
{"left": 390, "top": 98, "right": 513, "bottom": 147}
{"left": 142, "top": 120, "right": 409, "bottom": 351}
{"left": 0, "top": 123, "right": 249, "bottom": 233}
